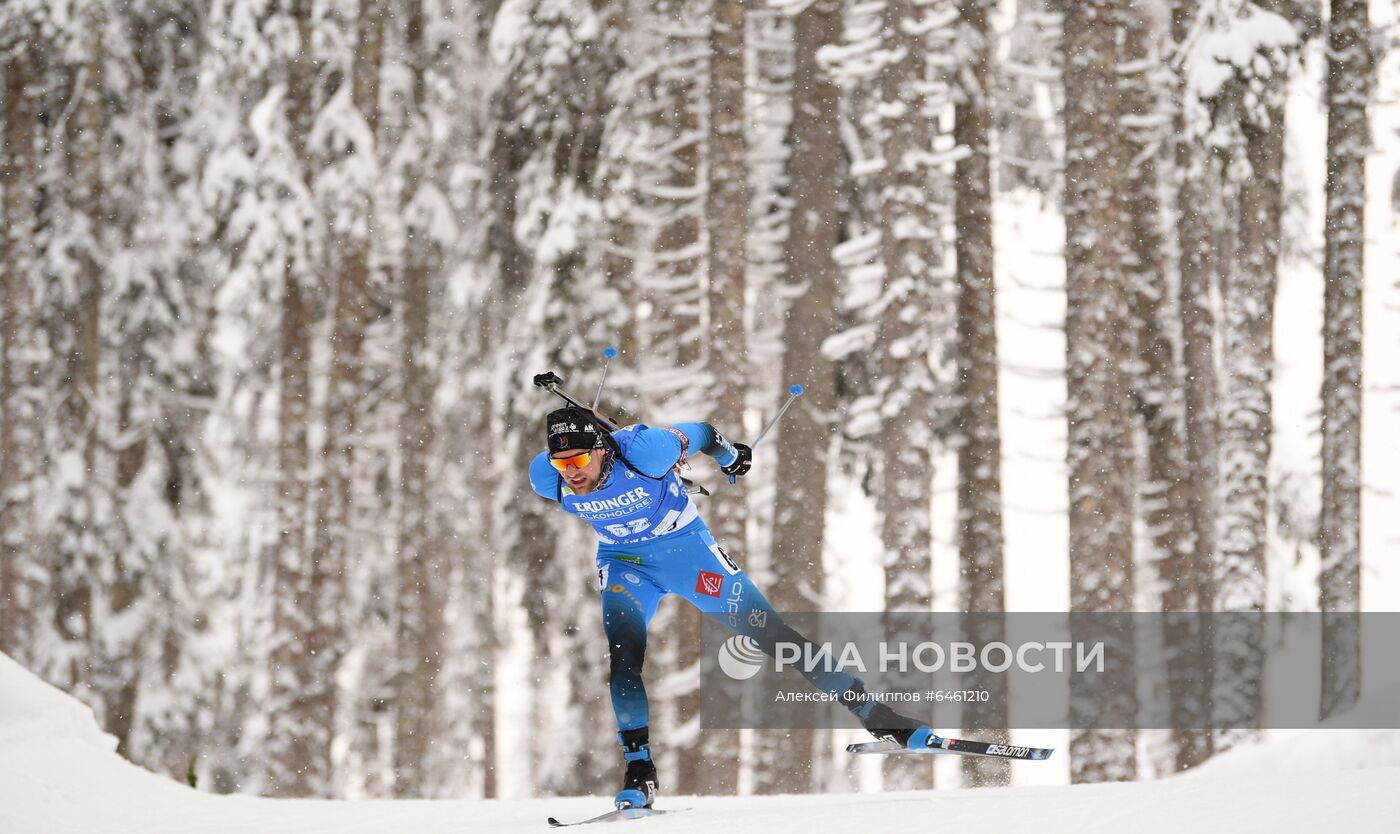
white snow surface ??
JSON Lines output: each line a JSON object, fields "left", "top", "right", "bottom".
{"left": 4, "top": 652, "right": 1399, "bottom": 834}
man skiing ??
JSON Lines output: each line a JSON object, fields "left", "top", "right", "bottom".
{"left": 529, "top": 406, "right": 933, "bottom": 809}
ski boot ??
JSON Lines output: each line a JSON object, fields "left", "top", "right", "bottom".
{"left": 614, "top": 727, "right": 658, "bottom": 809}
{"left": 841, "top": 679, "right": 936, "bottom": 750}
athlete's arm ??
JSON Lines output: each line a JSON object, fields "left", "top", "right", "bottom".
{"left": 667, "top": 422, "right": 746, "bottom": 469}
{"left": 617, "top": 422, "right": 753, "bottom": 480}
{"left": 622, "top": 427, "right": 686, "bottom": 479}
{"left": 528, "top": 451, "right": 562, "bottom": 501}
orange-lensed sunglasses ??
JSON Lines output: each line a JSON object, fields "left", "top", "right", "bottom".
{"left": 549, "top": 451, "right": 595, "bottom": 472}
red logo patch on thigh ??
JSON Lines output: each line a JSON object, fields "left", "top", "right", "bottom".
{"left": 696, "top": 570, "right": 724, "bottom": 597}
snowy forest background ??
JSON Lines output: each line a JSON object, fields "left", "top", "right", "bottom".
{"left": 0, "top": 0, "right": 1396, "bottom": 802}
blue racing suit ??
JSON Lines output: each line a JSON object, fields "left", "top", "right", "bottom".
{"left": 529, "top": 422, "right": 856, "bottom": 732}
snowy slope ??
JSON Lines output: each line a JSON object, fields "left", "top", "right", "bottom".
{"left": 4, "top": 653, "right": 1398, "bottom": 834}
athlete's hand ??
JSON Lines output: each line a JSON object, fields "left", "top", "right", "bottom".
{"left": 721, "top": 443, "right": 752, "bottom": 481}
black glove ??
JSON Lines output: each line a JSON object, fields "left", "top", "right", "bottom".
{"left": 720, "top": 443, "right": 752, "bottom": 481}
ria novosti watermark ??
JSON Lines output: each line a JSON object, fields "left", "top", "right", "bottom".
{"left": 719, "top": 633, "right": 1105, "bottom": 678}
{"left": 699, "top": 613, "right": 1400, "bottom": 731}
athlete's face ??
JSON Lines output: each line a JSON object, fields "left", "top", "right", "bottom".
{"left": 551, "top": 447, "right": 605, "bottom": 494}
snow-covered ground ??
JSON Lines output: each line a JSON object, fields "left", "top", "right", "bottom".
{"left": 5, "top": 652, "right": 1398, "bottom": 834}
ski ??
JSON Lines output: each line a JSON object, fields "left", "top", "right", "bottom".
{"left": 546, "top": 807, "right": 677, "bottom": 827}
{"left": 847, "top": 735, "right": 1053, "bottom": 761}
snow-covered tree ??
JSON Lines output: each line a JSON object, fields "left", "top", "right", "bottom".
{"left": 1122, "top": 1, "right": 1191, "bottom": 619}
{"left": 673, "top": 0, "right": 751, "bottom": 797}
{"left": 824, "top": 0, "right": 953, "bottom": 791}
{"left": 954, "top": 0, "right": 1010, "bottom": 790}
{"left": 995, "top": 0, "right": 1063, "bottom": 194}
{"left": 386, "top": 0, "right": 453, "bottom": 797}
{"left": 103, "top": 0, "right": 219, "bottom": 779}
{"left": 1184, "top": 0, "right": 1298, "bottom": 751}
{"left": 755, "top": 0, "right": 845, "bottom": 796}
{"left": 426, "top": 6, "right": 505, "bottom": 798}
{"left": 1167, "top": 0, "right": 1221, "bottom": 772}
{"left": 263, "top": 0, "right": 338, "bottom": 797}
{"left": 0, "top": 2, "right": 43, "bottom": 663}
{"left": 1062, "top": 0, "right": 1139, "bottom": 785}
{"left": 631, "top": 0, "right": 709, "bottom": 416}
{"left": 293, "top": 0, "right": 397, "bottom": 796}
{"left": 486, "top": 0, "right": 627, "bottom": 796}
{"left": 1318, "top": 0, "right": 1370, "bottom": 721}
{"left": 0, "top": 0, "right": 1377, "bottom": 802}
{"left": 746, "top": 5, "right": 796, "bottom": 390}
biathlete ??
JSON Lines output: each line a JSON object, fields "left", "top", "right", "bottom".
{"left": 529, "top": 407, "right": 932, "bottom": 809}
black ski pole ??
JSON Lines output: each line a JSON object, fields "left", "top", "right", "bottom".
{"left": 532, "top": 371, "right": 620, "bottom": 431}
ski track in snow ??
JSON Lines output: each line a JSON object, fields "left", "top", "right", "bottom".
{"left": 5, "top": 738, "right": 1399, "bottom": 834}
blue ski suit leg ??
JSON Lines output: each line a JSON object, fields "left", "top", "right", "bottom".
{"left": 598, "top": 520, "right": 854, "bottom": 733}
